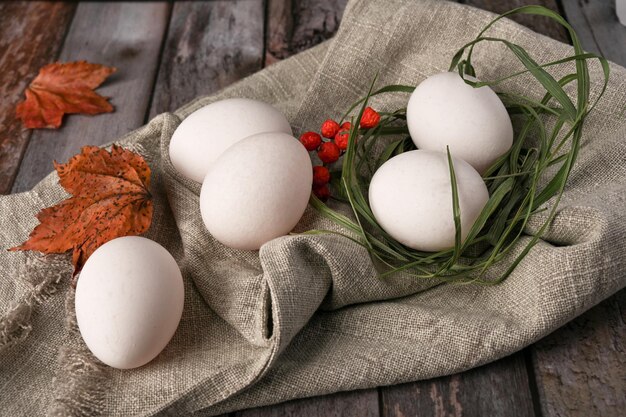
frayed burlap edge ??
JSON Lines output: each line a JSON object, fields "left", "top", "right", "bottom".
{"left": 0, "top": 254, "right": 70, "bottom": 353}
{"left": 48, "top": 288, "right": 109, "bottom": 417}
{"left": 0, "top": 251, "right": 108, "bottom": 416}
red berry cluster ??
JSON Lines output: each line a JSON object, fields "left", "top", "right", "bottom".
{"left": 299, "top": 107, "right": 381, "bottom": 201}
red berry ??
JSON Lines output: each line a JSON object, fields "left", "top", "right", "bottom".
{"left": 334, "top": 129, "right": 350, "bottom": 150}
{"left": 360, "top": 107, "right": 380, "bottom": 129}
{"left": 313, "top": 184, "right": 331, "bottom": 201}
{"left": 317, "top": 141, "right": 341, "bottom": 164}
{"left": 299, "top": 131, "right": 322, "bottom": 151}
{"left": 321, "top": 119, "right": 340, "bottom": 139}
{"left": 312, "top": 165, "right": 331, "bottom": 186}
{"left": 340, "top": 121, "right": 352, "bottom": 131}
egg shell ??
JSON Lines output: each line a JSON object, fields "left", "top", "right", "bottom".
{"left": 75, "top": 236, "right": 184, "bottom": 369}
{"left": 368, "top": 150, "right": 489, "bottom": 252}
{"left": 406, "top": 71, "right": 513, "bottom": 173}
{"left": 200, "top": 132, "right": 312, "bottom": 250}
{"left": 169, "top": 98, "right": 293, "bottom": 183}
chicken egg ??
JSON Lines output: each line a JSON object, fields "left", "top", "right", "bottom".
{"left": 368, "top": 150, "right": 489, "bottom": 252}
{"left": 200, "top": 132, "right": 312, "bottom": 250}
{"left": 75, "top": 236, "right": 184, "bottom": 369}
{"left": 169, "top": 98, "right": 292, "bottom": 183}
{"left": 406, "top": 71, "right": 513, "bottom": 173}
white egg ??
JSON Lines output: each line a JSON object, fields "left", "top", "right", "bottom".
{"left": 368, "top": 150, "right": 489, "bottom": 252}
{"left": 75, "top": 236, "right": 184, "bottom": 369}
{"left": 406, "top": 72, "right": 513, "bottom": 173}
{"left": 169, "top": 98, "right": 293, "bottom": 183}
{"left": 200, "top": 132, "right": 312, "bottom": 250}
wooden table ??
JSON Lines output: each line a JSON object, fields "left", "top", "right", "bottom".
{"left": 1, "top": 1, "right": 624, "bottom": 416}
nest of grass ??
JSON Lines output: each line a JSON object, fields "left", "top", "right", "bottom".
{"left": 306, "top": 6, "right": 609, "bottom": 284}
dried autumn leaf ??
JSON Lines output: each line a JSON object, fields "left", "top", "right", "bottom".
{"left": 10, "top": 145, "right": 153, "bottom": 275}
{"left": 16, "top": 61, "right": 116, "bottom": 129}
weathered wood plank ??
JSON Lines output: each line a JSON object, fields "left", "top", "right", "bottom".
{"left": 149, "top": 0, "right": 265, "bottom": 118}
{"left": 465, "top": 0, "right": 569, "bottom": 43}
{"left": 265, "top": 0, "right": 348, "bottom": 66}
{"left": 11, "top": 2, "right": 171, "bottom": 193}
{"left": 148, "top": 4, "right": 264, "bottom": 413}
{"left": 234, "top": 389, "right": 380, "bottom": 417}
{"left": 238, "top": 1, "right": 548, "bottom": 416}
{"left": 235, "top": 2, "right": 378, "bottom": 416}
{"left": 531, "top": 290, "right": 626, "bottom": 417}
{"left": 561, "top": 0, "right": 626, "bottom": 67}
{"left": 0, "top": 2, "right": 76, "bottom": 195}
{"left": 380, "top": 352, "right": 536, "bottom": 417}
{"left": 376, "top": 2, "right": 551, "bottom": 415}
{"left": 528, "top": 2, "right": 626, "bottom": 416}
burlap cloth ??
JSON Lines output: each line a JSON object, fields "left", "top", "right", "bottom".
{"left": 1, "top": 0, "right": 625, "bottom": 415}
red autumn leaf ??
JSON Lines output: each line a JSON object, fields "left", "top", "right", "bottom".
{"left": 16, "top": 61, "right": 117, "bottom": 129}
{"left": 10, "top": 145, "right": 153, "bottom": 275}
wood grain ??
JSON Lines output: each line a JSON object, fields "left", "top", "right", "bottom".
{"left": 369, "top": 5, "right": 565, "bottom": 414}
{"left": 0, "top": 2, "right": 76, "bottom": 194}
{"left": 242, "top": 2, "right": 377, "bottom": 415}
{"left": 252, "top": 1, "right": 560, "bottom": 416}
{"left": 465, "top": 0, "right": 569, "bottom": 43}
{"left": 150, "top": 4, "right": 265, "bottom": 413}
{"left": 11, "top": 2, "right": 171, "bottom": 193}
{"left": 234, "top": 389, "right": 380, "bottom": 417}
{"left": 527, "top": 2, "right": 626, "bottom": 416}
{"left": 560, "top": 0, "right": 626, "bottom": 67}
{"left": 531, "top": 290, "right": 626, "bottom": 417}
{"left": 149, "top": 0, "right": 265, "bottom": 118}
{"left": 265, "top": 0, "right": 348, "bottom": 66}
{"left": 149, "top": 3, "right": 264, "bottom": 412}
{"left": 380, "top": 352, "right": 536, "bottom": 417}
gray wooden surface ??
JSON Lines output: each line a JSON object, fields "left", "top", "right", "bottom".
{"left": 0, "top": 1, "right": 623, "bottom": 416}
{"left": 0, "top": 2, "right": 76, "bottom": 194}
{"left": 561, "top": 0, "right": 626, "bottom": 65}
{"left": 149, "top": 0, "right": 265, "bottom": 118}
{"left": 380, "top": 352, "right": 537, "bottom": 417}
{"left": 11, "top": 2, "right": 171, "bottom": 193}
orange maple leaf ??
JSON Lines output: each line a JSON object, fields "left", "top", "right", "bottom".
{"left": 16, "top": 61, "right": 117, "bottom": 129}
{"left": 10, "top": 145, "right": 153, "bottom": 275}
